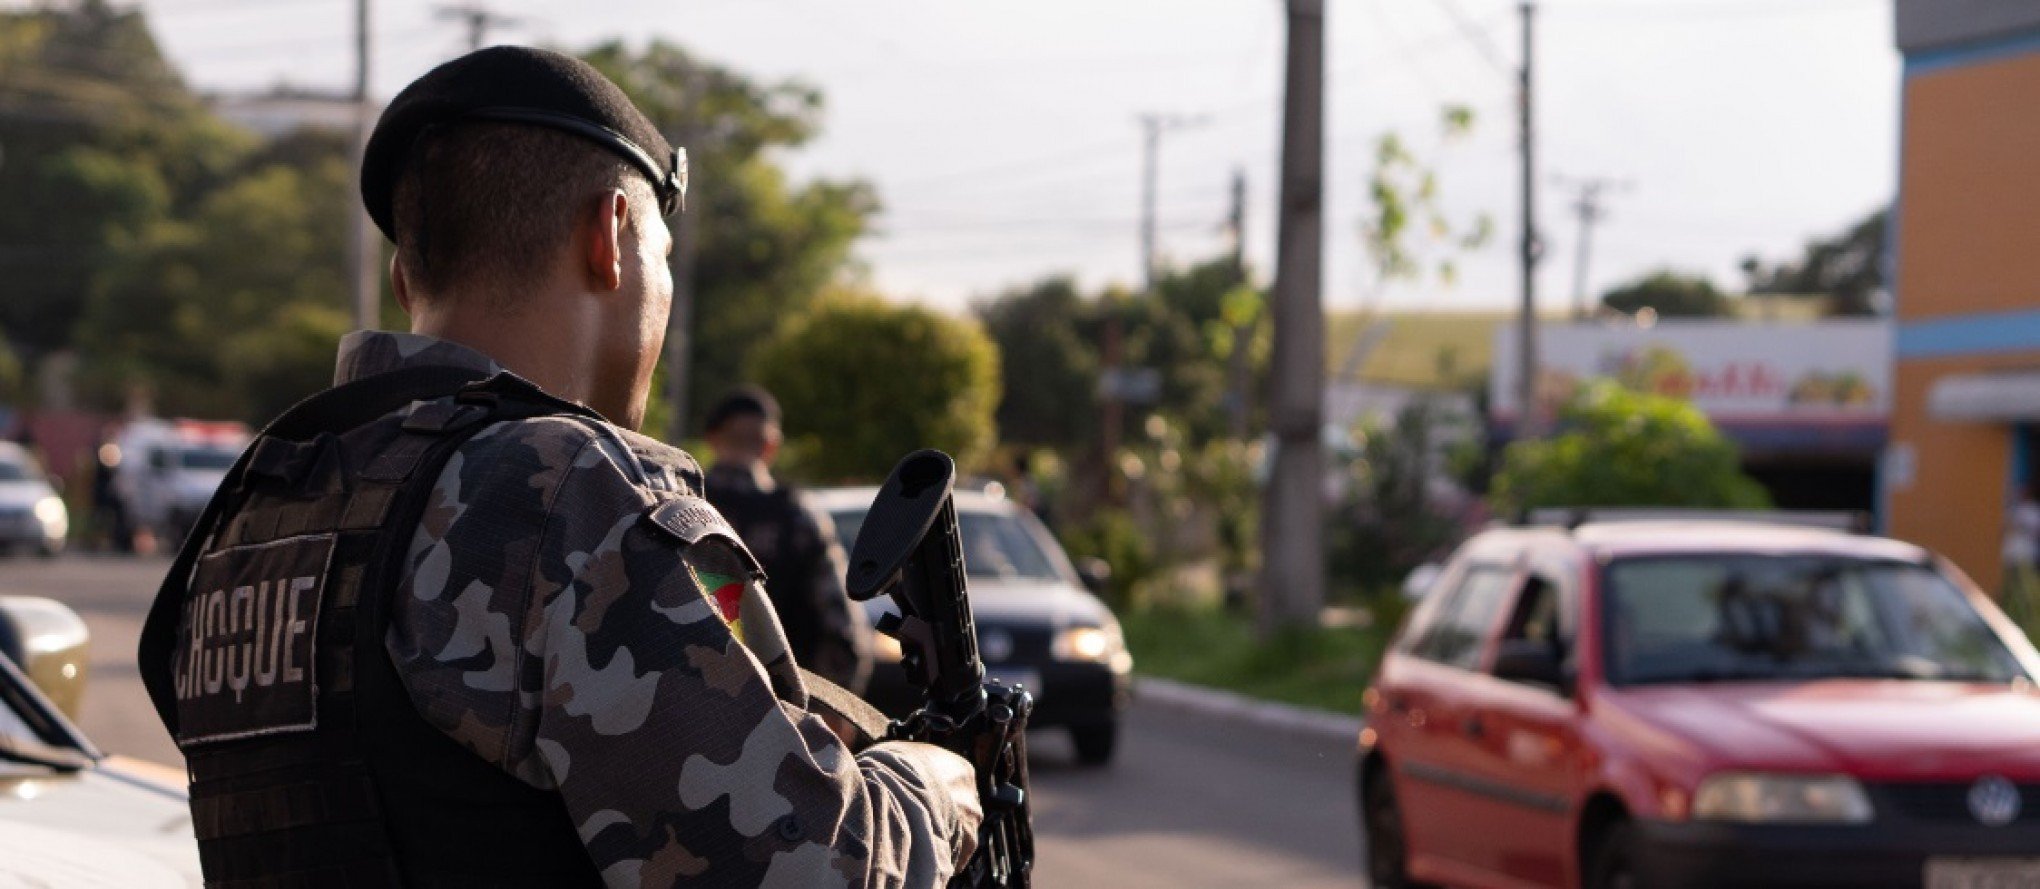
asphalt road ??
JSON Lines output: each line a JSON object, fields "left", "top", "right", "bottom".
{"left": 3, "top": 554, "right": 1365, "bottom": 888}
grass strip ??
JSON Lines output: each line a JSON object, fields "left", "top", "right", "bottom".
{"left": 1119, "top": 606, "right": 1391, "bottom": 716}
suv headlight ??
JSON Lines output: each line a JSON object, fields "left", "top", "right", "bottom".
{"left": 1692, "top": 773, "right": 1873, "bottom": 824}
{"left": 34, "top": 495, "right": 67, "bottom": 529}
{"left": 1051, "top": 624, "right": 1122, "bottom": 663}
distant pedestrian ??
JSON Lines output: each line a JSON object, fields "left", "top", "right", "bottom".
{"left": 89, "top": 433, "right": 130, "bottom": 553}
{"left": 702, "top": 386, "right": 873, "bottom": 693}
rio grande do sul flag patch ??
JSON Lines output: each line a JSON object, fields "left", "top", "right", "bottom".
{"left": 698, "top": 569, "right": 745, "bottom": 639}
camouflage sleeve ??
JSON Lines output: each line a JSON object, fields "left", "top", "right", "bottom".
{"left": 388, "top": 417, "right": 979, "bottom": 888}
{"left": 794, "top": 503, "right": 872, "bottom": 693}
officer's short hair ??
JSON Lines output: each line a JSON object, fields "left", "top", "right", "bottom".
{"left": 391, "top": 122, "right": 657, "bottom": 302}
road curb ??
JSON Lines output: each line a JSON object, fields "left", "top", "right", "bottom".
{"left": 1136, "top": 676, "right": 1363, "bottom": 745}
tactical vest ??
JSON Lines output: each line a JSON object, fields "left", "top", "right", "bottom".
{"left": 138, "top": 367, "right": 611, "bottom": 888}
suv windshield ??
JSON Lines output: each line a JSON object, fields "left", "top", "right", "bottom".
{"left": 1603, "top": 555, "right": 2027, "bottom": 686}
{"left": 178, "top": 447, "right": 239, "bottom": 471}
{"left": 832, "top": 508, "right": 1063, "bottom": 583}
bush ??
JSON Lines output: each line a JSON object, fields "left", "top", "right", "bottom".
{"left": 1329, "top": 400, "right": 1466, "bottom": 598}
{"left": 1494, "top": 381, "right": 1769, "bottom": 514}
{"left": 751, "top": 293, "right": 1000, "bottom": 483}
{"left": 1059, "top": 507, "right": 1157, "bottom": 612}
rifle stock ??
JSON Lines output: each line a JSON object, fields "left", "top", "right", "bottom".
{"left": 847, "top": 450, "right": 1034, "bottom": 889}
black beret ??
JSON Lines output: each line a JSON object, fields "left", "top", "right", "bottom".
{"left": 360, "top": 45, "right": 686, "bottom": 241}
{"left": 705, "top": 386, "right": 782, "bottom": 434}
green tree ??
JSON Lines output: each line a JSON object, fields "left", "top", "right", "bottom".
{"left": 752, "top": 294, "right": 1000, "bottom": 483}
{"left": 1359, "top": 104, "right": 1492, "bottom": 299}
{"left": 1494, "top": 382, "right": 1770, "bottom": 514}
{"left": 1744, "top": 207, "right": 1888, "bottom": 317}
{"left": 73, "top": 137, "right": 353, "bottom": 420}
{"left": 975, "top": 276, "right": 1097, "bottom": 451}
{"left": 581, "top": 41, "right": 875, "bottom": 437}
{"left": 0, "top": 326, "right": 21, "bottom": 403}
{"left": 1600, "top": 269, "right": 1733, "bottom": 318}
{"left": 0, "top": 0, "right": 246, "bottom": 355}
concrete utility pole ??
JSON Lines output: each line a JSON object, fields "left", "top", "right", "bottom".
{"left": 1259, "top": 0, "right": 1326, "bottom": 634}
{"left": 348, "top": 0, "right": 378, "bottom": 331}
{"left": 435, "top": 3, "right": 519, "bottom": 52}
{"left": 1556, "top": 174, "right": 1630, "bottom": 319}
{"left": 1136, "top": 112, "right": 1206, "bottom": 291}
{"left": 1515, "top": 0, "right": 1543, "bottom": 437}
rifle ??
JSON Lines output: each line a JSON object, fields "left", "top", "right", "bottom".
{"left": 846, "top": 450, "right": 1034, "bottom": 889}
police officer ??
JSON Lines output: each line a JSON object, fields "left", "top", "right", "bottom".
{"left": 138, "top": 46, "right": 979, "bottom": 888}
{"left": 702, "top": 387, "right": 871, "bottom": 694}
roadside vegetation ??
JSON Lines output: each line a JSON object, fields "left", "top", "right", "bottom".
{"left": 1119, "top": 603, "right": 1398, "bottom": 716}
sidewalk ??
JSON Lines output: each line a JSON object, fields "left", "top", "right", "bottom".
{"left": 1136, "top": 676, "right": 1364, "bottom": 745}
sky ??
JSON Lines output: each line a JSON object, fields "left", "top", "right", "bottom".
{"left": 130, "top": 0, "right": 1899, "bottom": 314}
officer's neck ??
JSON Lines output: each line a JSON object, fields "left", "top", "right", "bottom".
{"left": 410, "top": 308, "right": 615, "bottom": 421}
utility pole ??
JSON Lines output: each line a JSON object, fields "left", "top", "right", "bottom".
{"left": 348, "top": 0, "right": 378, "bottom": 331}
{"left": 1515, "top": 0, "right": 1543, "bottom": 438}
{"left": 1259, "top": 0, "right": 1325, "bottom": 634}
{"left": 1555, "top": 175, "right": 1630, "bottom": 319}
{"left": 1136, "top": 112, "right": 1205, "bottom": 291}
{"left": 435, "top": 3, "right": 519, "bottom": 52}
{"left": 1098, "top": 112, "right": 1203, "bottom": 495}
{"left": 1225, "top": 168, "right": 1252, "bottom": 440}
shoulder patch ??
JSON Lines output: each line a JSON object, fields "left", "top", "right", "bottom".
{"left": 643, "top": 496, "right": 764, "bottom": 580}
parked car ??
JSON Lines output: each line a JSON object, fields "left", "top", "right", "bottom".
{"left": 813, "top": 485, "right": 1133, "bottom": 765}
{"left": 1359, "top": 520, "right": 2040, "bottom": 889}
{"left": 0, "top": 441, "right": 67, "bottom": 557}
{"left": 111, "top": 418, "right": 248, "bottom": 548}
{"left": 0, "top": 596, "right": 201, "bottom": 885}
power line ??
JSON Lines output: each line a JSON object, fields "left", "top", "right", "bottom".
{"left": 147, "top": 0, "right": 342, "bottom": 17}
{"left": 878, "top": 214, "right": 1223, "bottom": 236}
{"left": 1137, "top": 111, "right": 1209, "bottom": 291}
{"left": 1549, "top": 0, "right": 1878, "bottom": 19}
{"left": 434, "top": 2, "right": 521, "bottom": 52}
{"left": 1553, "top": 173, "right": 1633, "bottom": 318}
{"left": 1434, "top": 0, "right": 1510, "bottom": 74}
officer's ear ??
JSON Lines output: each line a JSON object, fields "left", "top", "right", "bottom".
{"left": 582, "top": 188, "right": 628, "bottom": 293}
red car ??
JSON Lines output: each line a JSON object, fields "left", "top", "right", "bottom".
{"left": 1359, "top": 520, "right": 2040, "bottom": 889}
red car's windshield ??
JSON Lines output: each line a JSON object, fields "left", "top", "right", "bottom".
{"left": 1601, "top": 555, "right": 2029, "bottom": 687}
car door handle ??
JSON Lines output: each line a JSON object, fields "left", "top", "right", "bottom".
{"left": 1462, "top": 715, "right": 1487, "bottom": 740}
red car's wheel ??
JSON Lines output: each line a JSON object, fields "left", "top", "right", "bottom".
{"left": 1585, "top": 820, "right": 1639, "bottom": 889}
{"left": 1361, "top": 764, "right": 1428, "bottom": 889}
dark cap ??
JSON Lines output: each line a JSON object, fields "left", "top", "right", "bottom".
{"left": 360, "top": 45, "right": 686, "bottom": 241}
{"left": 705, "top": 386, "right": 782, "bottom": 434}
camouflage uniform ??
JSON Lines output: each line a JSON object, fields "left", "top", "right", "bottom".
{"left": 704, "top": 462, "right": 871, "bottom": 693}
{"left": 341, "top": 330, "right": 979, "bottom": 887}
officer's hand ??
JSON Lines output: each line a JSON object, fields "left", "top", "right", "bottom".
{"left": 865, "top": 741, "right": 982, "bottom": 869}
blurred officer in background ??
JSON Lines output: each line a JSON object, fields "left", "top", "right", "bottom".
{"left": 139, "top": 46, "right": 977, "bottom": 889}
{"left": 703, "top": 387, "right": 872, "bottom": 694}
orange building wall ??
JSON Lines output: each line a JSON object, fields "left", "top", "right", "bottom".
{"left": 1897, "top": 50, "right": 2040, "bottom": 321}
{"left": 1887, "top": 354, "right": 2033, "bottom": 592}
{"left": 1889, "top": 48, "right": 2040, "bottom": 592}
